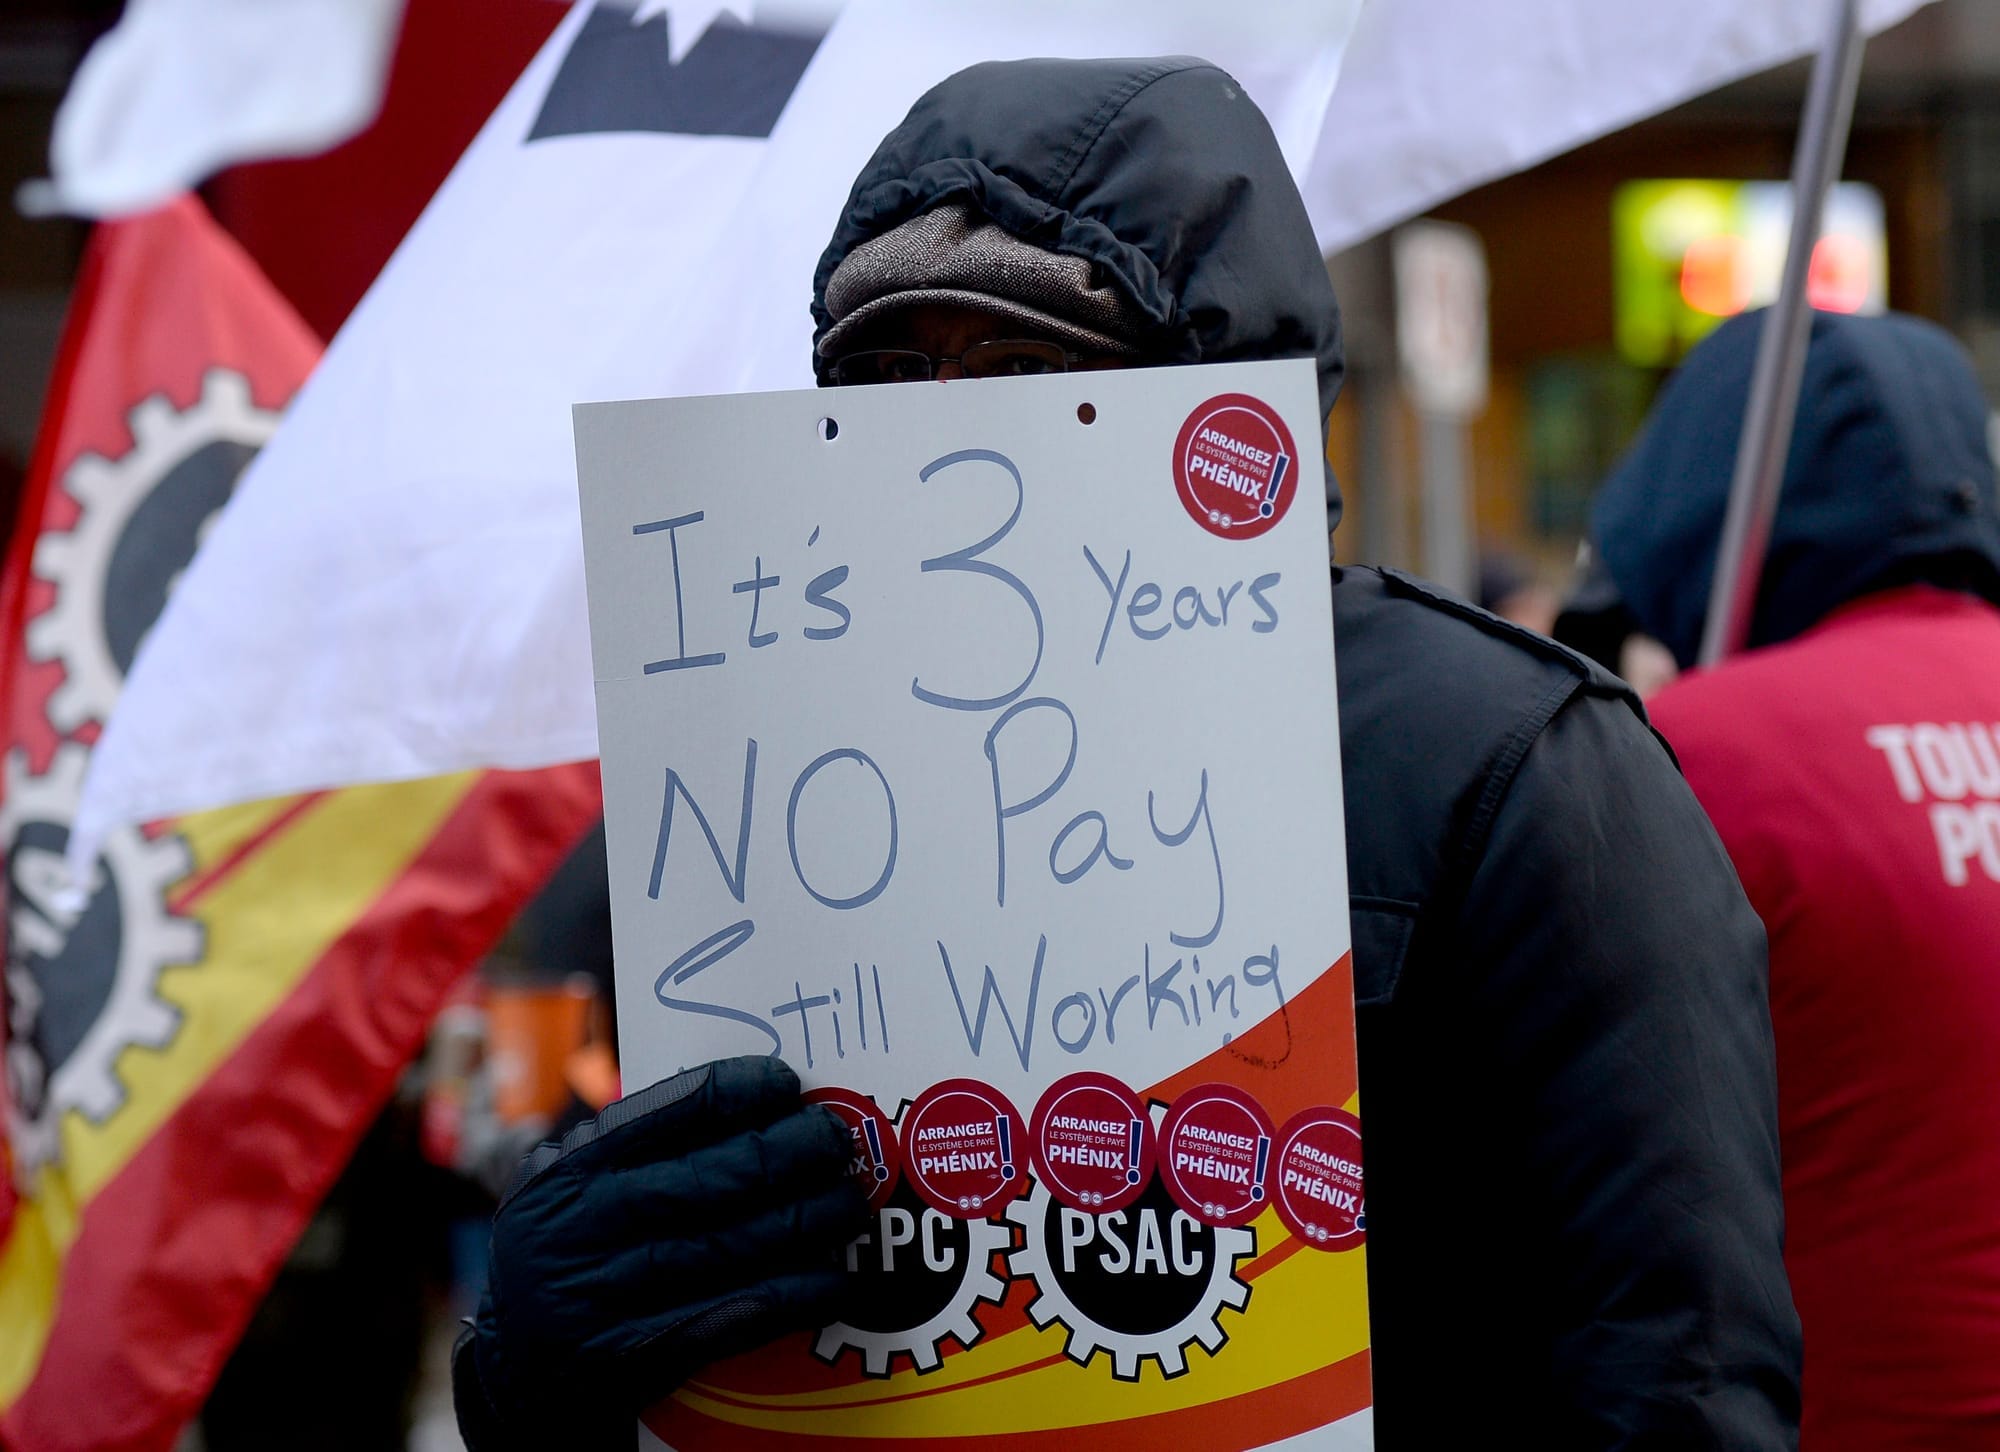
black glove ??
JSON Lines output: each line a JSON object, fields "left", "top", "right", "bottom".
{"left": 452, "top": 1055, "right": 870, "bottom": 1451}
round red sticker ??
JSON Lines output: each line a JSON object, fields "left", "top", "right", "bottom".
{"left": 1028, "top": 1072, "right": 1155, "bottom": 1215}
{"left": 1270, "top": 1106, "right": 1365, "bottom": 1251}
{"left": 804, "top": 1086, "right": 902, "bottom": 1211}
{"left": 1172, "top": 392, "right": 1302, "bottom": 540}
{"left": 902, "top": 1078, "right": 1026, "bottom": 1219}
{"left": 1158, "top": 1083, "right": 1277, "bottom": 1228}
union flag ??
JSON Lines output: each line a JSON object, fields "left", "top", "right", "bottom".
{"left": 0, "top": 195, "right": 601, "bottom": 1451}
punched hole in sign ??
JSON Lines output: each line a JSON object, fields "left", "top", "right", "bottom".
{"left": 818, "top": 417, "right": 839, "bottom": 441}
{"left": 1076, "top": 402, "right": 1096, "bottom": 425}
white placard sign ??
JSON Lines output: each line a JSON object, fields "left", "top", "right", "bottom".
{"left": 575, "top": 358, "right": 1370, "bottom": 1449}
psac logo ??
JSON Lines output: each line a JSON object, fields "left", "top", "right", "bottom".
{"left": 1007, "top": 1178, "right": 1254, "bottom": 1380}
{"left": 4, "top": 371, "right": 270, "bottom": 1177}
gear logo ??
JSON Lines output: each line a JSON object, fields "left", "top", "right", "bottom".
{"left": 2, "top": 746, "right": 201, "bottom": 1174}
{"left": 815, "top": 1181, "right": 1011, "bottom": 1375}
{"left": 3, "top": 372, "right": 244, "bottom": 1177}
{"left": 27, "top": 369, "right": 277, "bottom": 731}
{"left": 1005, "top": 1177, "right": 1254, "bottom": 1380}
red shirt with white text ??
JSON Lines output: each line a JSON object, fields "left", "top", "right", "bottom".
{"left": 1650, "top": 586, "right": 2000, "bottom": 1449}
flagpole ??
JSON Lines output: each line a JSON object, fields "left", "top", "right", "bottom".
{"left": 1696, "top": 0, "right": 1866, "bottom": 667}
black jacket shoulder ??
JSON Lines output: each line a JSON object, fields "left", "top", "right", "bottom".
{"left": 1332, "top": 563, "right": 1800, "bottom": 1448}
{"left": 1331, "top": 563, "right": 1645, "bottom": 998}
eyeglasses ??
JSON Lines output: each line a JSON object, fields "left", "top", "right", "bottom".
{"left": 831, "top": 338, "right": 1090, "bottom": 386}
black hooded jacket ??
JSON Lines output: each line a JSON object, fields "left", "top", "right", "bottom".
{"left": 1593, "top": 307, "right": 2000, "bottom": 663}
{"left": 818, "top": 59, "right": 1801, "bottom": 1447}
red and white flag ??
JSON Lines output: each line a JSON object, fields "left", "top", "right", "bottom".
{"left": 0, "top": 195, "right": 600, "bottom": 1452}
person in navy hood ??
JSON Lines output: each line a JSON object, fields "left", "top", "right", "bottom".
{"left": 1591, "top": 307, "right": 2000, "bottom": 1450}
{"left": 1593, "top": 307, "right": 2000, "bottom": 669}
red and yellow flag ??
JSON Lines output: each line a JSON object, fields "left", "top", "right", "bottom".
{"left": 0, "top": 195, "right": 601, "bottom": 1451}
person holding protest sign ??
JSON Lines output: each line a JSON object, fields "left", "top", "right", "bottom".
{"left": 1581, "top": 308, "right": 2000, "bottom": 1452}
{"left": 457, "top": 56, "right": 1800, "bottom": 1450}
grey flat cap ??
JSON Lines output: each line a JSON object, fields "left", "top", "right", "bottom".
{"left": 817, "top": 202, "right": 1150, "bottom": 360}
